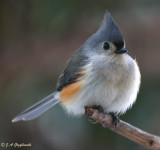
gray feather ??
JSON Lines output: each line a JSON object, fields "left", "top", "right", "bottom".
{"left": 12, "top": 92, "right": 59, "bottom": 122}
{"left": 56, "top": 48, "right": 89, "bottom": 91}
{"left": 86, "top": 12, "right": 124, "bottom": 49}
{"left": 57, "top": 12, "right": 124, "bottom": 91}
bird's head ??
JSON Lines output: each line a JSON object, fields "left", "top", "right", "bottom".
{"left": 85, "top": 12, "right": 128, "bottom": 56}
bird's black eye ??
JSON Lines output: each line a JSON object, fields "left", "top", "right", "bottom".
{"left": 103, "top": 42, "right": 110, "bottom": 50}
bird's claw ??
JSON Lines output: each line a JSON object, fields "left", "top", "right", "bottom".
{"left": 85, "top": 105, "right": 104, "bottom": 124}
{"left": 109, "top": 112, "right": 120, "bottom": 129}
{"left": 92, "top": 105, "right": 104, "bottom": 113}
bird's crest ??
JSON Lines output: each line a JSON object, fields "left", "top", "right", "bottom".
{"left": 86, "top": 12, "right": 124, "bottom": 47}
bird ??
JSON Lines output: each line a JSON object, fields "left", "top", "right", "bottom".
{"left": 12, "top": 12, "right": 141, "bottom": 123}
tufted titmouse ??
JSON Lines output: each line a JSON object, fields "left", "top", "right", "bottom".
{"left": 12, "top": 12, "right": 141, "bottom": 123}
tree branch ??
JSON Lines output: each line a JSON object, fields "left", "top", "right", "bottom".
{"left": 85, "top": 106, "right": 160, "bottom": 150}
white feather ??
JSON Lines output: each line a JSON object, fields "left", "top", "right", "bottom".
{"left": 61, "top": 53, "right": 141, "bottom": 116}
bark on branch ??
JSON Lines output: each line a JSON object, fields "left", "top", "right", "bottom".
{"left": 85, "top": 106, "right": 160, "bottom": 150}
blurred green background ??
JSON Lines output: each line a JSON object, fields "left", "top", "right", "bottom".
{"left": 0, "top": 0, "right": 160, "bottom": 150}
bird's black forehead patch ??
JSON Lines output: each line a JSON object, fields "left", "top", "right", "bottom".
{"left": 114, "top": 41, "right": 124, "bottom": 49}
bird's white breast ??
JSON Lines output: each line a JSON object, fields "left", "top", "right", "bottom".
{"left": 62, "top": 54, "right": 141, "bottom": 116}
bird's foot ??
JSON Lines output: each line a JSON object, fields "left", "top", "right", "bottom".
{"left": 84, "top": 105, "right": 104, "bottom": 124}
{"left": 92, "top": 105, "right": 104, "bottom": 113}
{"left": 109, "top": 112, "right": 120, "bottom": 129}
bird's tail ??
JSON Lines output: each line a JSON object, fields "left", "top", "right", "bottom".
{"left": 12, "top": 91, "right": 59, "bottom": 122}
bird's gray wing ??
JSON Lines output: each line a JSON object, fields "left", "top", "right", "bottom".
{"left": 56, "top": 48, "right": 88, "bottom": 91}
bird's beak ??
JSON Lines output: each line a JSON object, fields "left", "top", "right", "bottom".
{"left": 116, "top": 48, "right": 128, "bottom": 54}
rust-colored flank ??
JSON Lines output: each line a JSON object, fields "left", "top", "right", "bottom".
{"left": 60, "top": 81, "right": 83, "bottom": 102}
